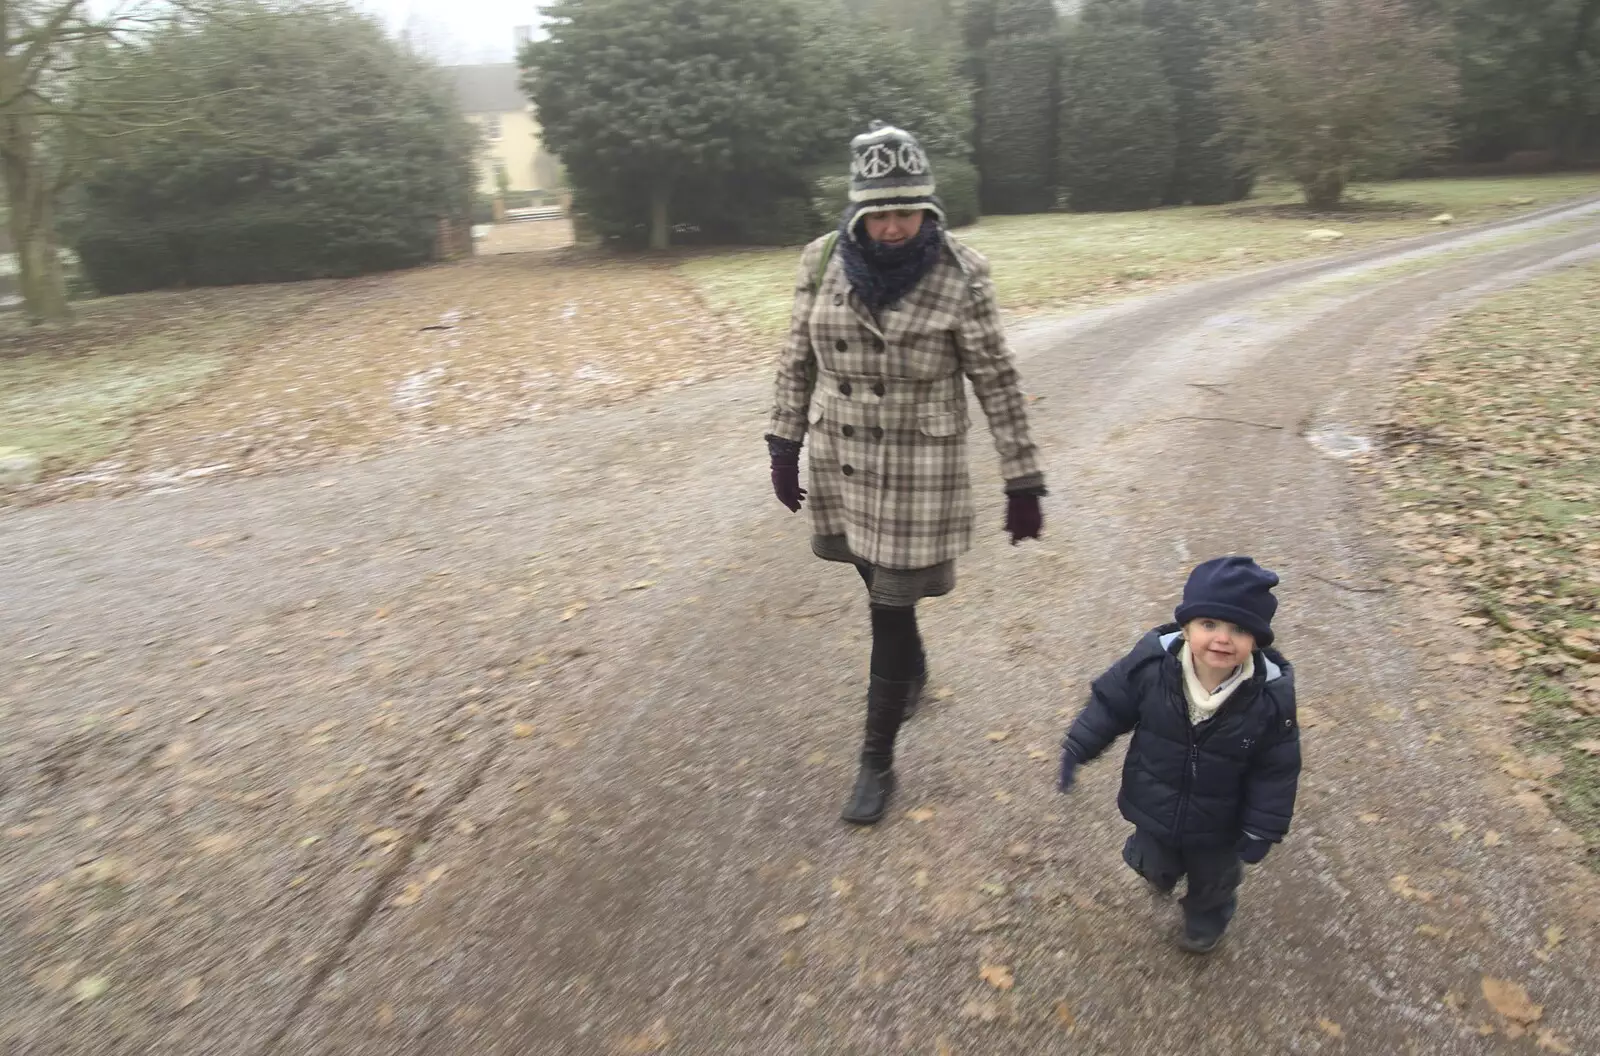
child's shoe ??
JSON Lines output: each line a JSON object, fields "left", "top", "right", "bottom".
{"left": 1177, "top": 927, "right": 1227, "bottom": 955}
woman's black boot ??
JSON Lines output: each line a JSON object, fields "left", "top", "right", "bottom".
{"left": 841, "top": 675, "right": 918, "bottom": 825}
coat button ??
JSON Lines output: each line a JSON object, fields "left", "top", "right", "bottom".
{"left": 841, "top": 425, "right": 855, "bottom": 437}
{"left": 835, "top": 339, "right": 848, "bottom": 352}
{"left": 842, "top": 464, "right": 855, "bottom": 477}
{"left": 872, "top": 382, "right": 885, "bottom": 397}
{"left": 838, "top": 381, "right": 852, "bottom": 396}
{"left": 833, "top": 294, "right": 844, "bottom": 306}
{"left": 872, "top": 426, "right": 884, "bottom": 440}
{"left": 872, "top": 338, "right": 885, "bottom": 352}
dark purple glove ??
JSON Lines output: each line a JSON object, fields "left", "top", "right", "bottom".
{"left": 1005, "top": 489, "right": 1043, "bottom": 544}
{"left": 1236, "top": 835, "right": 1271, "bottom": 864}
{"left": 766, "top": 435, "right": 805, "bottom": 513}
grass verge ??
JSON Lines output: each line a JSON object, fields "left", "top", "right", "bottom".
{"left": 679, "top": 173, "right": 1600, "bottom": 344}
{"left": 1378, "top": 259, "right": 1600, "bottom": 864}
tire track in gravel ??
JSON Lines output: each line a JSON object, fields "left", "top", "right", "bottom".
{"left": 2, "top": 201, "right": 1598, "bottom": 1055}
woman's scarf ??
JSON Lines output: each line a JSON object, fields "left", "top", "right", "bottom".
{"left": 836, "top": 206, "right": 943, "bottom": 314}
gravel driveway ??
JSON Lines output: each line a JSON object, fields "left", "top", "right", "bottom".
{"left": 4, "top": 199, "right": 1600, "bottom": 1055}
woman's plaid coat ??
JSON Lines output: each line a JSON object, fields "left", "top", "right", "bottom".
{"left": 767, "top": 231, "right": 1044, "bottom": 571}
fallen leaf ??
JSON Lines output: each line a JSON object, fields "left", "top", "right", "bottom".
{"left": 560, "top": 603, "right": 587, "bottom": 622}
{"left": 1440, "top": 820, "right": 1468, "bottom": 841}
{"left": 935, "top": 1037, "right": 956, "bottom": 1056}
{"left": 1536, "top": 1029, "right": 1574, "bottom": 1054}
{"left": 979, "top": 963, "right": 1014, "bottom": 991}
{"left": 932, "top": 687, "right": 954, "bottom": 702}
{"left": 512, "top": 723, "right": 536, "bottom": 739}
{"left": 365, "top": 828, "right": 405, "bottom": 848}
{"left": 1389, "top": 874, "right": 1434, "bottom": 903}
{"left": 616, "top": 1019, "right": 672, "bottom": 1054}
{"left": 804, "top": 751, "right": 827, "bottom": 766}
{"left": 375, "top": 1003, "right": 395, "bottom": 1027}
{"left": 831, "top": 878, "right": 854, "bottom": 899}
{"left": 1543, "top": 925, "right": 1565, "bottom": 950}
{"left": 73, "top": 976, "right": 110, "bottom": 1003}
{"left": 1476, "top": 1023, "right": 1497, "bottom": 1036}
{"left": 1028, "top": 749, "right": 1048, "bottom": 761}
{"left": 1415, "top": 924, "right": 1451, "bottom": 939}
{"left": 992, "top": 790, "right": 1013, "bottom": 804}
{"left": 1317, "top": 1018, "right": 1344, "bottom": 1039}
{"left": 779, "top": 914, "right": 809, "bottom": 934}
{"left": 196, "top": 833, "right": 242, "bottom": 855}
{"left": 624, "top": 580, "right": 656, "bottom": 591}
{"left": 185, "top": 708, "right": 211, "bottom": 724}
{"left": 795, "top": 992, "right": 819, "bottom": 1009}
{"left": 1574, "top": 739, "right": 1600, "bottom": 756}
{"left": 1358, "top": 812, "right": 1383, "bottom": 825}
{"left": 391, "top": 882, "right": 425, "bottom": 908}
{"left": 1449, "top": 652, "right": 1477, "bottom": 666}
{"left": 1443, "top": 991, "right": 1465, "bottom": 1012}
{"left": 912, "top": 869, "right": 931, "bottom": 889}
{"left": 979, "top": 882, "right": 1008, "bottom": 898}
{"left": 906, "top": 807, "right": 936, "bottom": 823}
{"left": 960, "top": 999, "right": 999, "bottom": 1022}
{"left": 1482, "top": 977, "right": 1542, "bottom": 1025}
{"left": 1054, "top": 1000, "right": 1076, "bottom": 1030}
{"left": 1483, "top": 830, "right": 1503, "bottom": 847}
{"left": 33, "top": 962, "right": 78, "bottom": 993}
{"left": 177, "top": 977, "right": 203, "bottom": 1010}
{"left": 985, "top": 731, "right": 1010, "bottom": 743}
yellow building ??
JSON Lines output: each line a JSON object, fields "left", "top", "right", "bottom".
{"left": 447, "top": 63, "right": 561, "bottom": 195}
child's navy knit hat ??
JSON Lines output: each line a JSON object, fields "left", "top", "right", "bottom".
{"left": 1175, "top": 556, "right": 1280, "bottom": 647}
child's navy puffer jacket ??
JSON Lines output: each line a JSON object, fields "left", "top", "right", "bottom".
{"left": 1063, "top": 625, "right": 1301, "bottom": 848}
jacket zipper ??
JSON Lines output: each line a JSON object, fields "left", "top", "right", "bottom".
{"left": 1169, "top": 656, "right": 1261, "bottom": 836}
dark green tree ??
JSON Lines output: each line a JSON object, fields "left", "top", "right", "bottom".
{"left": 1437, "top": 0, "right": 1600, "bottom": 161}
{"left": 522, "top": 0, "right": 813, "bottom": 249}
{"left": 1058, "top": 21, "right": 1176, "bottom": 210}
{"left": 72, "top": 2, "right": 477, "bottom": 293}
{"left": 978, "top": 0, "right": 1060, "bottom": 213}
{"left": 1141, "top": 0, "right": 1255, "bottom": 204}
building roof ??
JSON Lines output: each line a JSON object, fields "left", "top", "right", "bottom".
{"left": 446, "top": 64, "right": 527, "bottom": 114}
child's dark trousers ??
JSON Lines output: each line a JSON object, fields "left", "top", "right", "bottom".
{"left": 1123, "top": 828, "right": 1243, "bottom": 941}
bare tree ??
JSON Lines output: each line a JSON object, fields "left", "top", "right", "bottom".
{"left": 1213, "top": 0, "right": 1458, "bottom": 210}
{"left": 0, "top": 0, "right": 209, "bottom": 323}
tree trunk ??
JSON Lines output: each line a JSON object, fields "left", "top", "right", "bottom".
{"left": 1, "top": 113, "right": 72, "bottom": 325}
{"left": 1300, "top": 170, "right": 1346, "bottom": 211}
{"left": 648, "top": 181, "right": 671, "bottom": 251}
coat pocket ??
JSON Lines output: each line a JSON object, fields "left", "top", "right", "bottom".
{"left": 808, "top": 400, "right": 825, "bottom": 425}
{"left": 917, "top": 401, "right": 967, "bottom": 437}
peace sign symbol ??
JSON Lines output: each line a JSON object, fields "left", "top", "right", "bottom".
{"left": 855, "top": 143, "right": 898, "bottom": 180}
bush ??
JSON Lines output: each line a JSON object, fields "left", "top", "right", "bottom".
{"left": 77, "top": 201, "right": 437, "bottom": 295}
{"left": 980, "top": 34, "right": 1060, "bottom": 213}
{"left": 1059, "top": 24, "right": 1176, "bottom": 212}
{"left": 573, "top": 173, "right": 825, "bottom": 248}
{"left": 70, "top": 4, "right": 475, "bottom": 293}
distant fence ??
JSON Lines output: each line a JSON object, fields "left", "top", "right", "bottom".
{"left": 504, "top": 205, "right": 565, "bottom": 222}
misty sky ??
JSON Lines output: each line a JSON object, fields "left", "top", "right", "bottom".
{"left": 353, "top": 0, "right": 548, "bottom": 64}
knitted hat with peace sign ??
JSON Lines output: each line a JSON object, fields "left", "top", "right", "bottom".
{"left": 848, "top": 121, "right": 944, "bottom": 226}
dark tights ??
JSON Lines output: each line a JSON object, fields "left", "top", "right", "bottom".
{"left": 856, "top": 564, "right": 923, "bottom": 682}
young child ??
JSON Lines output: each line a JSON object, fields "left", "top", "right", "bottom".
{"left": 1056, "top": 556, "right": 1300, "bottom": 953}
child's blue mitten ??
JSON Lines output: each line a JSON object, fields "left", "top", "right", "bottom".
{"left": 1237, "top": 835, "right": 1271, "bottom": 864}
{"left": 1056, "top": 743, "right": 1082, "bottom": 793}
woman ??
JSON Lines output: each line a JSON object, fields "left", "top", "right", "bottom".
{"left": 765, "top": 122, "right": 1046, "bottom": 825}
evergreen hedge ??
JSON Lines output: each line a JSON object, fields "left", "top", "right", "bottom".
{"left": 1059, "top": 24, "right": 1177, "bottom": 212}
{"left": 979, "top": 34, "right": 1060, "bottom": 213}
